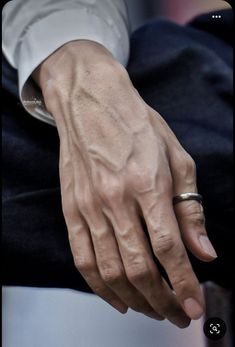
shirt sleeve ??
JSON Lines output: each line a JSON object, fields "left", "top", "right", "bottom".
{"left": 2, "top": 0, "right": 130, "bottom": 126}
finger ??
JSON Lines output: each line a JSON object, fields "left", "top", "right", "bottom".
{"left": 70, "top": 147, "right": 164, "bottom": 320}
{"left": 90, "top": 217, "right": 164, "bottom": 321}
{"left": 68, "top": 214, "right": 128, "bottom": 314}
{"left": 59, "top": 141, "right": 127, "bottom": 314}
{"left": 137, "top": 184, "right": 205, "bottom": 321}
{"left": 169, "top": 149, "right": 217, "bottom": 261}
{"left": 100, "top": 192, "right": 190, "bottom": 328}
{"left": 63, "top": 133, "right": 164, "bottom": 320}
{"left": 75, "top": 185, "right": 163, "bottom": 320}
{"left": 149, "top": 110, "right": 217, "bottom": 262}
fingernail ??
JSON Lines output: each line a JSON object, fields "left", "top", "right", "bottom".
{"left": 183, "top": 298, "right": 204, "bottom": 320}
{"left": 199, "top": 235, "right": 218, "bottom": 258}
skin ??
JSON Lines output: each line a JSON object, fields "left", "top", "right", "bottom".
{"left": 33, "top": 40, "right": 218, "bottom": 328}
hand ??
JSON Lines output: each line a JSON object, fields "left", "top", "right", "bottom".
{"left": 33, "top": 40, "right": 217, "bottom": 328}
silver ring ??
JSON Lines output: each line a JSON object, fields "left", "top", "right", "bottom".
{"left": 173, "top": 192, "right": 203, "bottom": 205}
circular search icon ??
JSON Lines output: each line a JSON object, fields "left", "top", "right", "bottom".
{"left": 203, "top": 317, "right": 227, "bottom": 340}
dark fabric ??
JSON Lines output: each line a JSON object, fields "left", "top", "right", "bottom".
{"left": 127, "top": 9, "right": 234, "bottom": 289}
{"left": 2, "top": 10, "right": 233, "bottom": 291}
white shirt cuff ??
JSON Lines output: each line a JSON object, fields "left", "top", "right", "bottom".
{"left": 16, "top": 8, "right": 130, "bottom": 126}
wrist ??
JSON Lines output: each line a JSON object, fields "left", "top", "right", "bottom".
{"left": 32, "top": 40, "right": 129, "bottom": 134}
{"left": 32, "top": 40, "right": 125, "bottom": 91}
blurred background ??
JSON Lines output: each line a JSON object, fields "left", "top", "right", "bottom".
{"left": 126, "top": 0, "right": 231, "bottom": 30}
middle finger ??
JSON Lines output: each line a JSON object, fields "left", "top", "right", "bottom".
{"left": 100, "top": 194, "right": 191, "bottom": 328}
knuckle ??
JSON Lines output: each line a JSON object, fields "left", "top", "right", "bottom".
{"left": 100, "top": 267, "right": 124, "bottom": 286}
{"left": 131, "top": 168, "right": 155, "bottom": 193}
{"left": 147, "top": 218, "right": 165, "bottom": 235}
{"left": 68, "top": 225, "right": 83, "bottom": 242}
{"left": 175, "top": 151, "right": 196, "bottom": 178}
{"left": 78, "top": 195, "right": 94, "bottom": 215}
{"left": 117, "top": 224, "right": 134, "bottom": 239}
{"left": 91, "top": 226, "right": 110, "bottom": 241}
{"left": 185, "top": 155, "right": 196, "bottom": 175}
{"left": 127, "top": 265, "right": 152, "bottom": 285}
{"left": 153, "top": 232, "right": 177, "bottom": 257}
{"left": 74, "top": 255, "right": 94, "bottom": 274}
{"left": 170, "top": 275, "right": 189, "bottom": 292}
{"left": 98, "top": 183, "right": 123, "bottom": 205}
